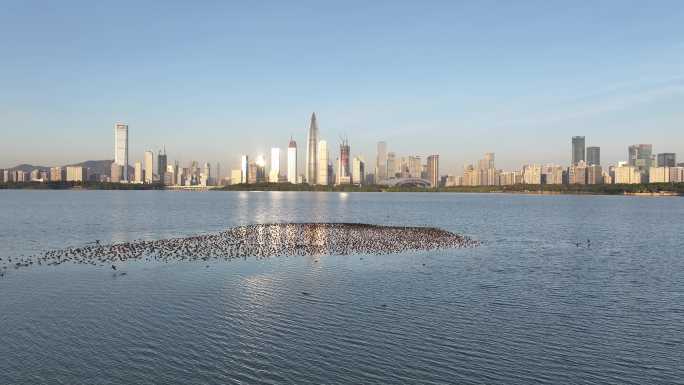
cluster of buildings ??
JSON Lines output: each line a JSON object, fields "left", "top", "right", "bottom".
{"left": 230, "top": 113, "right": 440, "bottom": 187}
{"left": 2, "top": 119, "right": 682, "bottom": 189}
{"left": 0, "top": 123, "right": 223, "bottom": 187}
{"left": 111, "top": 123, "right": 221, "bottom": 187}
{"left": 444, "top": 137, "right": 683, "bottom": 187}
{"left": 0, "top": 166, "right": 89, "bottom": 184}
{"left": 232, "top": 113, "right": 369, "bottom": 186}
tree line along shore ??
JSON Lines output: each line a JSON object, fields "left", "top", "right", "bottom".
{"left": 1, "top": 181, "right": 684, "bottom": 195}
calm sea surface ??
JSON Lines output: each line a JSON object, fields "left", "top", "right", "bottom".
{"left": 1, "top": 190, "right": 683, "bottom": 385}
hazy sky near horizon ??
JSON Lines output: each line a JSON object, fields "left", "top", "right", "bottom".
{"left": 2, "top": 0, "right": 683, "bottom": 173}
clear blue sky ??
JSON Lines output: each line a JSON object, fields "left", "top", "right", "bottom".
{"left": 2, "top": 0, "right": 683, "bottom": 173}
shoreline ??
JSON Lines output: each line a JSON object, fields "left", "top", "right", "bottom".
{"left": 1, "top": 182, "right": 683, "bottom": 196}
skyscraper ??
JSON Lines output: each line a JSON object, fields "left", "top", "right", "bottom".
{"left": 110, "top": 163, "right": 123, "bottom": 183}
{"left": 240, "top": 155, "right": 249, "bottom": 184}
{"left": 657, "top": 153, "right": 676, "bottom": 167}
{"left": 144, "top": 151, "right": 154, "bottom": 183}
{"left": 408, "top": 156, "right": 421, "bottom": 178}
{"left": 352, "top": 156, "right": 365, "bottom": 185}
{"left": 115, "top": 123, "right": 129, "bottom": 180}
{"left": 216, "top": 163, "right": 221, "bottom": 185}
{"left": 427, "top": 155, "right": 439, "bottom": 187}
{"left": 201, "top": 163, "right": 211, "bottom": 186}
{"left": 572, "top": 136, "right": 585, "bottom": 165}
{"left": 66, "top": 167, "right": 87, "bottom": 182}
{"left": 628, "top": 144, "right": 653, "bottom": 173}
{"left": 375, "top": 141, "right": 387, "bottom": 183}
{"left": 306, "top": 112, "right": 319, "bottom": 184}
{"left": 269, "top": 147, "right": 280, "bottom": 183}
{"left": 338, "top": 139, "right": 351, "bottom": 178}
{"left": 157, "top": 148, "right": 167, "bottom": 184}
{"left": 586, "top": 146, "right": 600, "bottom": 166}
{"left": 386, "top": 152, "right": 398, "bottom": 179}
{"left": 134, "top": 161, "right": 143, "bottom": 183}
{"left": 287, "top": 138, "right": 297, "bottom": 184}
{"left": 255, "top": 155, "right": 266, "bottom": 183}
{"left": 317, "top": 140, "right": 328, "bottom": 185}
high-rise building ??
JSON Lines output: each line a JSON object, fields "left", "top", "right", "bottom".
{"left": 587, "top": 165, "right": 603, "bottom": 184}
{"left": 523, "top": 164, "right": 542, "bottom": 184}
{"left": 628, "top": 144, "right": 653, "bottom": 172}
{"left": 240, "top": 155, "right": 249, "bottom": 184}
{"left": 255, "top": 155, "right": 266, "bottom": 183}
{"left": 50, "top": 167, "right": 65, "bottom": 182}
{"left": 670, "top": 167, "right": 684, "bottom": 183}
{"left": 201, "top": 163, "right": 211, "bottom": 186}
{"left": 568, "top": 161, "right": 587, "bottom": 184}
{"left": 30, "top": 169, "right": 41, "bottom": 181}
{"left": 474, "top": 153, "right": 497, "bottom": 186}
{"left": 306, "top": 112, "right": 319, "bottom": 184}
{"left": 164, "top": 164, "right": 176, "bottom": 185}
{"left": 157, "top": 148, "right": 167, "bottom": 184}
{"left": 230, "top": 169, "right": 242, "bottom": 185}
{"left": 2, "top": 169, "right": 12, "bottom": 183}
{"left": 66, "top": 166, "right": 87, "bottom": 182}
{"left": 134, "top": 161, "right": 143, "bottom": 183}
{"left": 114, "top": 123, "right": 129, "bottom": 181}
{"left": 216, "top": 163, "right": 221, "bottom": 185}
{"left": 248, "top": 161, "right": 257, "bottom": 184}
{"left": 657, "top": 153, "right": 676, "bottom": 167}
{"left": 144, "top": 151, "right": 154, "bottom": 183}
{"left": 176, "top": 166, "right": 185, "bottom": 186}
{"left": 269, "top": 147, "right": 280, "bottom": 183}
{"left": 542, "top": 165, "right": 564, "bottom": 185}
{"left": 375, "top": 141, "right": 387, "bottom": 183}
{"left": 352, "top": 156, "right": 365, "bottom": 185}
{"left": 386, "top": 152, "right": 398, "bottom": 179}
{"left": 15, "top": 171, "right": 29, "bottom": 182}
{"left": 615, "top": 164, "right": 642, "bottom": 184}
{"left": 338, "top": 139, "right": 351, "bottom": 181}
{"left": 407, "top": 156, "right": 421, "bottom": 178}
{"left": 586, "top": 146, "right": 600, "bottom": 165}
{"left": 287, "top": 138, "right": 297, "bottom": 184}
{"left": 317, "top": 140, "right": 329, "bottom": 185}
{"left": 110, "top": 163, "right": 123, "bottom": 183}
{"left": 572, "top": 136, "right": 585, "bottom": 165}
{"left": 427, "top": 155, "right": 439, "bottom": 187}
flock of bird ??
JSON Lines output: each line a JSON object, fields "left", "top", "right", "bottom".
{"left": 1, "top": 223, "right": 480, "bottom": 276}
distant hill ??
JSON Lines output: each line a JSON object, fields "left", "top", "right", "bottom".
{"left": 11, "top": 164, "right": 49, "bottom": 172}
{"left": 66, "top": 160, "right": 114, "bottom": 176}
{"left": 10, "top": 160, "right": 133, "bottom": 177}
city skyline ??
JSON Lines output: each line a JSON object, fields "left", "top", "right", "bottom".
{"left": 5, "top": 113, "right": 682, "bottom": 187}
{"left": 2, "top": 2, "right": 683, "bottom": 170}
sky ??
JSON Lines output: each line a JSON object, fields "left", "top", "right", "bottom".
{"left": 1, "top": 0, "right": 683, "bottom": 174}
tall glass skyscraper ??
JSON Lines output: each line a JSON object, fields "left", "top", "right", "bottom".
{"left": 375, "top": 141, "right": 387, "bottom": 183}
{"left": 287, "top": 138, "right": 297, "bottom": 184}
{"left": 157, "top": 148, "right": 167, "bottom": 184}
{"left": 114, "top": 123, "right": 129, "bottom": 180}
{"left": 306, "top": 112, "right": 319, "bottom": 184}
{"left": 657, "top": 153, "right": 676, "bottom": 167}
{"left": 240, "top": 155, "right": 249, "bottom": 184}
{"left": 339, "top": 139, "right": 350, "bottom": 179}
{"left": 628, "top": 144, "right": 653, "bottom": 171}
{"left": 586, "top": 146, "right": 600, "bottom": 165}
{"left": 572, "top": 136, "right": 585, "bottom": 165}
